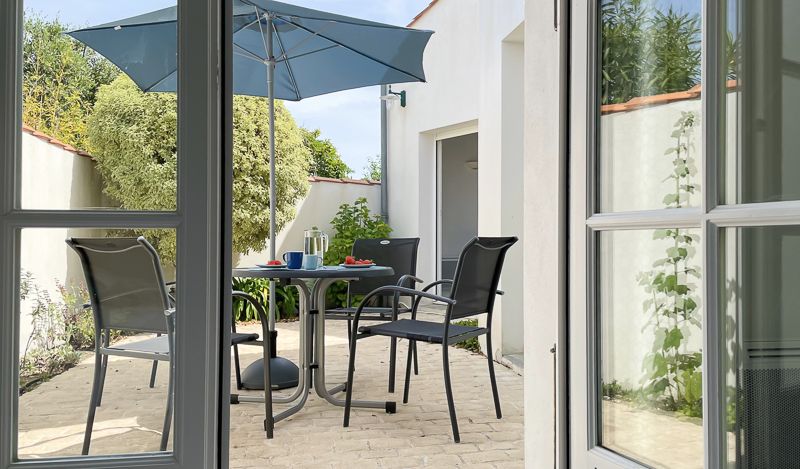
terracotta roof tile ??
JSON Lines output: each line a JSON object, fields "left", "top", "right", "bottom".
{"left": 600, "top": 80, "right": 738, "bottom": 115}
{"left": 21, "top": 125, "right": 94, "bottom": 159}
{"left": 408, "top": 0, "right": 439, "bottom": 27}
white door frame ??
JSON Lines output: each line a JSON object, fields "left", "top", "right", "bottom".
{"left": 0, "top": 1, "right": 227, "bottom": 468}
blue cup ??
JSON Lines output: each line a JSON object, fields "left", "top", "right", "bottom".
{"left": 282, "top": 251, "right": 303, "bottom": 269}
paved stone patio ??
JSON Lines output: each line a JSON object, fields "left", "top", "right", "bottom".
{"left": 18, "top": 311, "right": 525, "bottom": 468}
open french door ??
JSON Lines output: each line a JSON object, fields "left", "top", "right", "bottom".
{"left": 0, "top": 1, "right": 230, "bottom": 468}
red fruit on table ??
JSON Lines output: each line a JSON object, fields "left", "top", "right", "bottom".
{"left": 345, "top": 256, "right": 356, "bottom": 265}
{"left": 267, "top": 260, "right": 282, "bottom": 266}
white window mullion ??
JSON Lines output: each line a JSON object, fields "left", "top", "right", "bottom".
{"left": 586, "top": 208, "right": 703, "bottom": 231}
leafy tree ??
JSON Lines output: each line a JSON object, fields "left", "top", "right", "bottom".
{"left": 301, "top": 128, "right": 352, "bottom": 178}
{"left": 87, "top": 75, "right": 310, "bottom": 263}
{"left": 362, "top": 155, "right": 382, "bottom": 181}
{"left": 22, "top": 15, "right": 119, "bottom": 149}
{"left": 600, "top": 0, "right": 700, "bottom": 104}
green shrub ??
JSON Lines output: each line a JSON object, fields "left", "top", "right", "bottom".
{"left": 232, "top": 277, "right": 299, "bottom": 322}
{"left": 453, "top": 319, "right": 481, "bottom": 353}
{"left": 322, "top": 198, "right": 391, "bottom": 307}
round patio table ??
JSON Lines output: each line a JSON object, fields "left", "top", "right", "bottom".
{"left": 231, "top": 265, "right": 396, "bottom": 424}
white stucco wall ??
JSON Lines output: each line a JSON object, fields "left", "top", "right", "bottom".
{"left": 236, "top": 179, "right": 381, "bottom": 266}
{"left": 524, "top": 0, "right": 563, "bottom": 465}
{"left": 19, "top": 132, "right": 107, "bottom": 352}
{"left": 386, "top": 0, "right": 526, "bottom": 364}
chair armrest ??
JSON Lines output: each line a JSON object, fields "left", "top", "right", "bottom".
{"left": 232, "top": 290, "right": 271, "bottom": 350}
{"left": 232, "top": 291, "right": 269, "bottom": 325}
{"left": 352, "top": 286, "right": 456, "bottom": 333}
{"left": 421, "top": 279, "right": 453, "bottom": 292}
{"left": 408, "top": 280, "right": 455, "bottom": 316}
{"left": 356, "top": 285, "right": 455, "bottom": 313}
{"left": 396, "top": 274, "right": 423, "bottom": 288}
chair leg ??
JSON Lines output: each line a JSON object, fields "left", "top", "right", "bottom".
{"left": 97, "top": 330, "right": 110, "bottom": 406}
{"left": 233, "top": 344, "right": 243, "bottom": 390}
{"left": 413, "top": 341, "right": 419, "bottom": 375}
{"left": 346, "top": 319, "right": 353, "bottom": 344}
{"left": 442, "top": 344, "right": 460, "bottom": 443}
{"left": 403, "top": 339, "right": 414, "bottom": 404}
{"left": 82, "top": 351, "right": 104, "bottom": 455}
{"left": 388, "top": 337, "right": 397, "bottom": 393}
{"left": 343, "top": 334, "right": 360, "bottom": 428}
{"left": 485, "top": 332, "right": 502, "bottom": 419}
{"left": 149, "top": 360, "right": 158, "bottom": 388}
{"left": 160, "top": 359, "right": 174, "bottom": 451}
{"left": 96, "top": 354, "right": 109, "bottom": 407}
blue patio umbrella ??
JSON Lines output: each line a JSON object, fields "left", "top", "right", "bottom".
{"left": 69, "top": 0, "right": 432, "bottom": 389}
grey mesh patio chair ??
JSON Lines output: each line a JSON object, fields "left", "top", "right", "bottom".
{"left": 324, "top": 238, "right": 421, "bottom": 393}
{"left": 343, "top": 237, "right": 518, "bottom": 443}
{"left": 68, "top": 237, "right": 270, "bottom": 452}
{"left": 67, "top": 237, "right": 175, "bottom": 455}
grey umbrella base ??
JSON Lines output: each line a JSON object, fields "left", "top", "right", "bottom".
{"left": 242, "top": 357, "right": 298, "bottom": 390}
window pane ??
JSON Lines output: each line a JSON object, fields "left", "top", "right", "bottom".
{"left": 18, "top": 228, "right": 177, "bottom": 458}
{"left": 721, "top": 226, "right": 800, "bottom": 467}
{"left": 21, "top": 1, "right": 177, "bottom": 210}
{"left": 598, "top": 0, "right": 702, "bottom": 213}
{"left": 598, "top": 229, "right": 703, "bottom": 468}
{"left": 722, "top": 1, "right": 800, "bottom": 204}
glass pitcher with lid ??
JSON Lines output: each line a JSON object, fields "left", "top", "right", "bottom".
{"left": 303, "top": 227, "right": 328, "bottom": 269}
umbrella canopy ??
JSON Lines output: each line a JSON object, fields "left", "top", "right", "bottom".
{"left": 69, "top": 1, "right": 431, "bottom": 361}
{"left": 68, "top": 0, "right": 433, "bottom": 100}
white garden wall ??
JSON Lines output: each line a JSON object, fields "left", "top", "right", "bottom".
{"left": 236, "top": 178, "right": 382, "bottom": 266}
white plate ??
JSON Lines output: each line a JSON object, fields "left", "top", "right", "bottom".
{"left": 257, "top": 263, "right": 287, "bottom": 269}
{"left": 339, "top": 263, "right": 376, "bottom": 268}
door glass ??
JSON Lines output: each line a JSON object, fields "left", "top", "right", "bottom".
{"left": 21, "top": 1, "right": 177, "bottom": 211}
{"left": 598, "top": 0, "right": 702, "bottom": 213}
{"left": 721, "top": 226, "right": 800, "bottom": 467}
{"left": 598, "top": 229, "right": 703, "bottom": 468}
{"left": 17, "top": 228, "right": 178, "bottom": 458}
{"left": 721, "top": 0, "right": 800, "bottom": 204}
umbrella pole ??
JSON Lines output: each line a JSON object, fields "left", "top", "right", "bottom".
{"left": 267, "top": 14, "right": 277, "bottom": 334}
{"left": 239, "top": 12, "right": 299, "bottom": 391}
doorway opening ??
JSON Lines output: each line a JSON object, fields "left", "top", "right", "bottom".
{"left": 437, "top": 133, "right": 479, "bottom": 296}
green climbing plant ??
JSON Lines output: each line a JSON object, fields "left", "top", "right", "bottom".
{"left": 636, "top": 111, "right": 703, "bottom": 417}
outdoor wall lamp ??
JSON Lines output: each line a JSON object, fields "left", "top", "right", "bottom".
{"left": 380, "top": 86, "right": 407, "bottom": 107}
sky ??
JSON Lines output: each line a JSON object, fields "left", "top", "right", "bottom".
{"left": 24, "top": 0, "right": 432, "bottom": 176}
